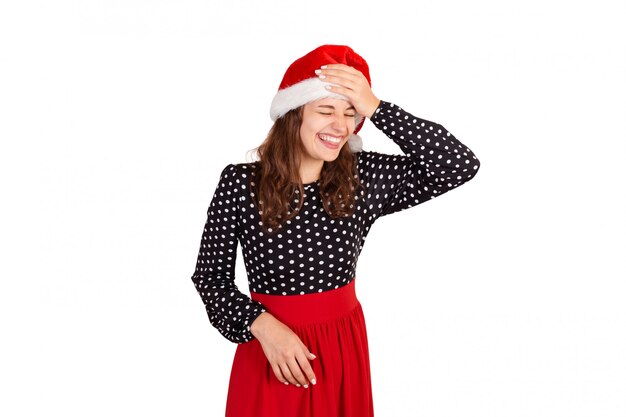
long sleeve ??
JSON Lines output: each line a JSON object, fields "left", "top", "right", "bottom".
{"left": 190, "top": 163, "right": 267, "bottom": 344}
{"left": 357, "top": 100, "right": 480, "bottom": 222}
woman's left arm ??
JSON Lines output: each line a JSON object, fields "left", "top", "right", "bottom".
{"left": 358, "top": 99, "right": 481, "bottom": 219}
{"left": 315, "top": 64, "right": 481, "bottom": 220}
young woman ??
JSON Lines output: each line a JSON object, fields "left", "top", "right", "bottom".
{"left": 190, "top": 44, "right": 480, "bottom": 417}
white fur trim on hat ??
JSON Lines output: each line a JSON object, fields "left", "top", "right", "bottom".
{"left": 270, "top": 77, "right": 352, "bottom": 120}
{"left": 354, "top": 113, "right": 364, "bottom": 129}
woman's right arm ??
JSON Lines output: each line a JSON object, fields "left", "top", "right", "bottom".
{"left": 250, "top": 312, "right": 318, "bottom": 388}
{"left": 190, "top": 164, "right": 317, "bottom": 387}
{"left": 190, "top": 164, "right": 267, "bottom": 344}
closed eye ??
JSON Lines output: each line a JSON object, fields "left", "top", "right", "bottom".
{"left": 319, "top": 113, "right": 356, "bottom": 117}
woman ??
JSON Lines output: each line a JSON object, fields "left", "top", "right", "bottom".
{"left": 190, "top": 44, "right": 480, "bottom": 417}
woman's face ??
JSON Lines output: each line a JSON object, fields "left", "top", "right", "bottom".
{"left": 299, "top": 97, "right": 357, "bottom": 163}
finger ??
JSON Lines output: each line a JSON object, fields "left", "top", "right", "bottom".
{"left": 321, "top": 63, "right": 360, "bottom": 75}
{"left": 324, "top": 84, "right": 354, "bottom": 100}
{"left": 319, "top": 74, "right": 358, "bottom": 90}
{"left": 318, "top": 68, "right": 362, "bottom": 84}
{"left": 271, "top": 363, "right": 290, "bottom": 386}
{"left": 320, "top": 66, "right": 366, "bottom": 83}
{"left": 286, "top": 358, "right": 309, "bottom": 387}
{"left": 279, "top": 362, "right": 299, "bottom": 386}
{"left": 295, "top": 352, "right": 317, "bottom": 386}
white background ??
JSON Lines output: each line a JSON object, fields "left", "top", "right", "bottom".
{"left": 1, "top": 0, "right": 625, "bottom": 416}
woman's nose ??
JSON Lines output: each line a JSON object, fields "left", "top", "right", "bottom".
{"left": 330, "top": 114, "right": 349, "bottom": 134}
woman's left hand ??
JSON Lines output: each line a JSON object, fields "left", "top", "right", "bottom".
{"left": 315, "top": 63, "right": 381, "bottom": 119}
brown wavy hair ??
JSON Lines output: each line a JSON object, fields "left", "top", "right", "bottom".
{"left": 250, "top": 105, "right": 363, "bottom": 234}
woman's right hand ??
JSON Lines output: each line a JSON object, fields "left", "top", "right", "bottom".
{"left": 250, "top": 312, "right": 317, "bottom": 388}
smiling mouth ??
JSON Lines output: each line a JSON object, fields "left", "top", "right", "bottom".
{"left": 317, "top": 133, "right": 343, "bottom": 144}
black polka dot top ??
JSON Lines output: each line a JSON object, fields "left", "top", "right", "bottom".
{"left": 191, "top": 100, "right": 480, "bottom": 343}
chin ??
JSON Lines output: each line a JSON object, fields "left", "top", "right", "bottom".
{"left": 319, "top": 146, "right": 344, "bottom": 160}
{"left": 321, "top": 155, "right": 340, "bottom": 162}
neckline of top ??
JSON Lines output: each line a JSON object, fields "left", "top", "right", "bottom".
{"left": 303, "top": 179, "right": 320, "bottom": 187}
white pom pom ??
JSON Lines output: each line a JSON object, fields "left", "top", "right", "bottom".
{"left": 348, "top": 133, "right": 363, "bottom": 153}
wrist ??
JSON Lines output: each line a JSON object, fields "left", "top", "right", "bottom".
{"left": 250, "top": 312, "right": 273, "bottom": 338}
{"left": 365, "top": 98, "right": 381, "bottom": 119}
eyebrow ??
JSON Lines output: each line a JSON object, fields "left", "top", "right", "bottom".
{"left": 316, "top": 104, "right": 356, "bottom": 111}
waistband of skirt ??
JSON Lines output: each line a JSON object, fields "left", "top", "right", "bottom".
{"left": 250, "top": 276, "right": 359, "bottom": 326}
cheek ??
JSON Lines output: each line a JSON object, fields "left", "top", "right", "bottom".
{"left": 349, "top": 118, "right": 357, "bottom": 132}
{"left": 300, "top": 123, "right": 317, "bottom": 143}
{"left": 300, "top": 123, "right": 312, "bottom": 137}
{"left": 302, "top": 119, "right": 323, "bottom": 136}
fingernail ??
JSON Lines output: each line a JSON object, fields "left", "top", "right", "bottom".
{"left": 284, "top": 381, "right": 289, "bottom": 385}
{"left": 311, "top": 378, "right": 316, "bottom": 385}
{"left": 321, "top": 65, "right": 327, "bottom": 69}
{"left": 296, "top": 383, "right": 300, "bottom": 387}
{"left": 310, "top": 353, "right": 316, "bottom": 358}
{"left": 318, "top": 74, "right": 326, "bottom": 79}
{"left": 304, "top": 384, "right": 309, "bottom": 388}
{"left": 314, "top": 69, "right": 321, "bottom": 74}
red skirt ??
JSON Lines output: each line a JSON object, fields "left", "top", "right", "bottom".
{"left": 225, "top": 277, "right": 374, "bottom": 417}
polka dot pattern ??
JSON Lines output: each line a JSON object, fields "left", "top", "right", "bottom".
{"left": 191, "top": 100, "right": 480, "bottom": 343}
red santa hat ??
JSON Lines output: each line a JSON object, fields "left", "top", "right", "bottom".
{"left": 269, "top": 44, "right": 371, "bottom": 153}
